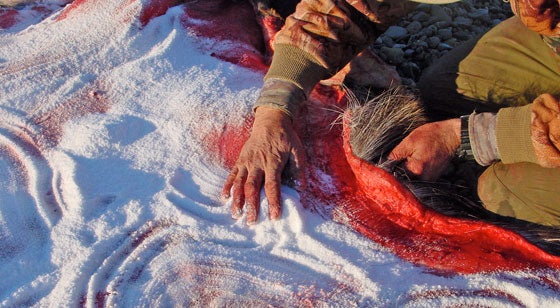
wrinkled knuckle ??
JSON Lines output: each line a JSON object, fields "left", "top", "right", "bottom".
{"left": 550, "top": 131, "right": 560, "bottom": 145}
{"left": 234, "top": 175, "right": 245, "bottom": 186}
{"left": 245, "top": 179, "right": 258, "bottom": 189}
{"left": 245, "top": 202, "right": 257, "bottom": 213}
{"left": 233, "top": 193, "right": 244, "bottom": 204}
{"left": 409, "top": 164, "right": 423, "bottom": 176}
{"left": 264, "top": 180, "right": 278, "bottom": 191}
{"left": 227, "top": 166, "right": 238, "bottom": 176}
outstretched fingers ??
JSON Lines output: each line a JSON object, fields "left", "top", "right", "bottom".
{"left": 244, "top": 170, "right": 264, "bottom": 225}
{"left": 222, "top": 166, "right": 238, "bottom": 199}
{"left": 223, "top": 165, "right": 267, "bottom": 224}
{"left": 264, "top": 142, "right": 307, "bottom": 221}
{"left": 264, "top": 170, "right": 282, "bottom": 220}
{"left": 230, "top": 167, "right": 248, "bottom": 219}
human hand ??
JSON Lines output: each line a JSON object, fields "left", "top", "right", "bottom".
{"left": 388, "top": 118, "right": 461, "bottom": 180}
{"left": 222, "top": 106, "right": 307, "bottom": 225}
{"left": 531, "top": 93, "right": 560, "bottom": 167}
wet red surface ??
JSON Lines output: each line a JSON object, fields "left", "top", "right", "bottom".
{"left": 341, "top": 116, "right": 560, "bottom": 273}
{"left": 138, "top": 0, "right": 183, "bottom": 27}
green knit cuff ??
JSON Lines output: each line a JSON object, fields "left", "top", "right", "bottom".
{"left": 265, "top": 44, "right": 329, "bottom": 96}
{"left": 496, "top": 104, "right": 538, "bottom": 164}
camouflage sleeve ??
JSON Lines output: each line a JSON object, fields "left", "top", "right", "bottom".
{"left": 265, "top": 0, "right": 417, "bottom": 96}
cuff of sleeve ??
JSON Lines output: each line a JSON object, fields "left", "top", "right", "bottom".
{"left": 496, "top": 104, "right": 538, "bottom": 164}
{"left": 469, "top": 112, "right": 500, "bottom": 166}
{"left": 265, "top": 44, "right": 329, "bottom": 96}
{"left": 253, "top": 78, "right": 306, "bottom": 119}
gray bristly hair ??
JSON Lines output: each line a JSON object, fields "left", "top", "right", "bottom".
{"left": 346, "top": 86, "right": 426, "bottom": 165}
{"left": 342, "top": 85, "right": 560, "bottom": 255}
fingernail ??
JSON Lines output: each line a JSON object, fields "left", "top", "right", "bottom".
{"left": 269, "top": 207, "right": 280, "bottom": 220}
{"left": 246, "top": 212, "right": 257, "bottom": 225}
{"left": 246, "top": 211, "right": 257, "bottom": 224}
{"left": 246, "top": 214, "right": 257, "bottom": 225}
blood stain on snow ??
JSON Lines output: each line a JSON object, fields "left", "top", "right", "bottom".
{"left": 176, "top": 259, "right": 292, "bottom": 306}
{"left": 12, "top": 128, "right": 43, "bottom": 159}
{"left": 79, "top": 221, "right": 168, "bottom": 307}
{"left": 536, "top": 272, "right": 560, "bottom": 293}
{"left": 180, "top": 0, "right": 269, "bottom": 72}
{"left": 0, "top": 8, "right": 18, "bottom": 29}
{"left": 192, "top": 4, "right": 560, "bottom": 272}
{"left": 0, "top": 126, "right": 62, "bottom": 221}
{"left": 138, "top": 0, "right": 183, "bottom": 27}
{"left": 0, "top": 4, "right": 66, "bottom": 30}
{"left": 31, "top": 85, "right": 110, "bottom": 149}
{"left": 405, "top": 288, "right": 524, "bottom": 306}
{"left": 55, "top": 0, "right": 90, "bottom": 21}
{"left": 0, "top": 145, "right": 29, "bottom": 188}
{"left": 202, "top": 115, "right": 253, "bottom": 170}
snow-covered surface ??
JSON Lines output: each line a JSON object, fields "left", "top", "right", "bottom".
{"left": 1, "top": 1, "right": 559, "bottom": 306}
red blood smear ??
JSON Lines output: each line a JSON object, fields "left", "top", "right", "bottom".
{"left": 0, "top": 8, "right": 18, "bottom": 29}
{"left": 204, "top": 116, "right": 253, "bottom": 170}
{"left": 341, "top": 116, "right": 560, "bottom": 273}
{"left": 138, "top": 0, "right": 183, "bottom": 27}
{"left": 57, "top": 0, "right": 138, "bottom": 22}
{"left": 56, "top": 0, "right": 89, "bottom": 21}
{"left": 180, "top": 1, "right": 269, "bottom": 72}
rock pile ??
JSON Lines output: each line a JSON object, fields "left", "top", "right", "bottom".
{"left": 372, "top": 0, "right": 513, "bottom": 84}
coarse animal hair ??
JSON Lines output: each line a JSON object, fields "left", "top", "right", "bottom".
{"left": 343, "top": 85, "right": 560, "bottom": 255}
{"left": 346, "top": 86, "right": 427, "bottom": 165}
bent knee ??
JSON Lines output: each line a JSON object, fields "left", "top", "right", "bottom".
{"left": 478, "top": 162, "right": 560, "bottom": 227}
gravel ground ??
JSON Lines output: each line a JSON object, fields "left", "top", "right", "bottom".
{"left": 373, "top": 0, "right": 513, "bottom": 85}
